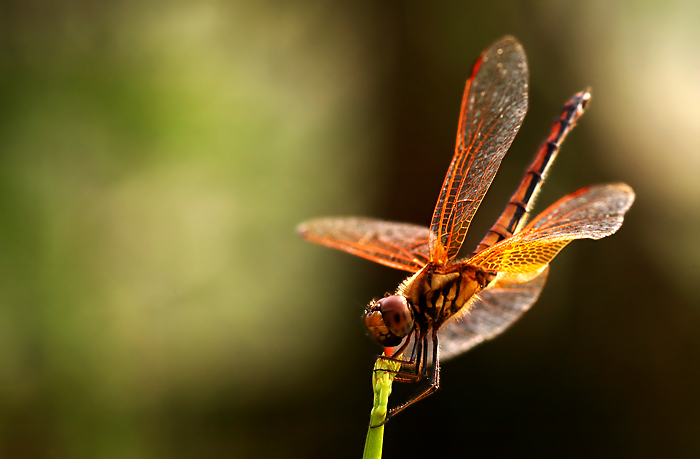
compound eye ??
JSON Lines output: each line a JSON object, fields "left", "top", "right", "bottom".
{"left": 377, "top": 295, "right": 414, "bottom": 338}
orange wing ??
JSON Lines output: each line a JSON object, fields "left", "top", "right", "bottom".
{"left": 429, "top": 36, "right": 529, "bottom": 264}
{"left": 297, "top": 217, "right": 430, "bottom": 273}
{"left": 439, "top": 267, "right": 549, "bottom": 360}
{"left": 467, "top": 183, "right": 635, "bottom": 273}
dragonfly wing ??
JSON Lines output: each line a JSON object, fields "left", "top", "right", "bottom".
{"left": 430, "top": 36, "right": 529, "bottom": 264}
{"left": 439, "top": 267, "right": 548, "bottom": 360}
{"left": 467, "top": 183, "right": 635, "bottom": 273}
{"left": 297, "top": 217, "right": 430, "bottom": 273}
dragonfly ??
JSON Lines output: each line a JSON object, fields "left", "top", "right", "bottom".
{"left": 298, "top": 36, "right": 635, "bottom": 420}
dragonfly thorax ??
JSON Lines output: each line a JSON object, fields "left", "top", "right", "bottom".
{"left": 364, "top": 295, "right": 415, "bottom": 347}
{"left": 399, "top": 263, "right": 495, "bottom": 328}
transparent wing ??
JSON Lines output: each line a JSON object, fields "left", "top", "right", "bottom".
{"left": 439, "top": 267, "right": 549, "bottom": 360}
{"left": 430, "top": 36, "right": 529, "bottom": 264}
{"left": 297, "top": 217, "right": 430, "bottom": 273}
{"left": 467, "top": 183, "right": 635, "bottom": 273}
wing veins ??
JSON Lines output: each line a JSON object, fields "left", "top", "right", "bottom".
{"left": 429, "top": 38, "right": 528, "bottom": 264}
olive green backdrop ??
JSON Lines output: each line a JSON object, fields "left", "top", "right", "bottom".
{"left": 1, "top": 1, "right": 699, "bottom": 457}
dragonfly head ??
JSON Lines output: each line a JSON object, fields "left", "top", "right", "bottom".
{"left": 364, "top": 295, "right": 415, "bottom": 347}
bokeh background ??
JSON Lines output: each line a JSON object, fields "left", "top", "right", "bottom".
{"left": 1, "top": 1, "right": 699, "bottom": 457}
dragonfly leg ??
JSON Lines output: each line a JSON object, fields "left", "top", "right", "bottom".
{"left": 375, "top": 330, "right": 424, "bottom": 382}
{"left": 384, "top": 330, "right": 441, "bottom": 421}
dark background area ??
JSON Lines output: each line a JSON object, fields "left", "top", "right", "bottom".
{"left": 1, "top": 1, "right": 699, "bottom": 458}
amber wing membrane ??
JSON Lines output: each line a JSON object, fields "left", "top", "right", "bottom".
{"left": 439, "top": 267, "right": 549, "bottom": 360}
{"left": 468, "top": 183, "right": 635, "bottom": 273}
{"left": 297, "top": 217, "right": 430, "bottom": 273}
{"left": 429, "top": 36, "right": 528, "bottom": 264}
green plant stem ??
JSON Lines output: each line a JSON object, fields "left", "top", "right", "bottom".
{"left": 363, "top": 356, "right": 401, "bottom": 459}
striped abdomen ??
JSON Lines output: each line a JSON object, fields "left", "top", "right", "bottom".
{"left": 471, "top": 90, "right": 591, "bottom": 256}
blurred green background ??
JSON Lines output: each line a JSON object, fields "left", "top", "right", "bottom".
{"left": 1, "top": 1, "right": 700, "bottom": 457}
